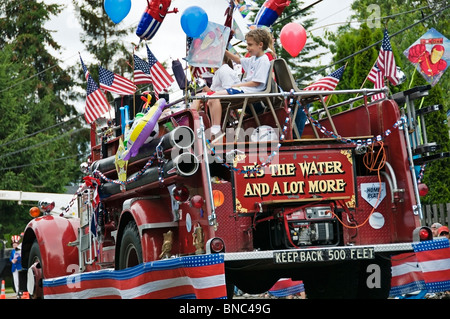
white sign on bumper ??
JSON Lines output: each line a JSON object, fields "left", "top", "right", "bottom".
{"left": 273, "top": 247, "right": 375, "bottom": 263}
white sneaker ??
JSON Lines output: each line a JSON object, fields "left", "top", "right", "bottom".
{"left": 211, "top": 125, "right": 221, "bottom": 135}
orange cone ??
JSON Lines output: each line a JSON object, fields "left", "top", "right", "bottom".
{"left": 0, "top": 280, "right": 5, "bottom": 299}
{"left": 21, "top": 291, "right": 30, "bottom": 299}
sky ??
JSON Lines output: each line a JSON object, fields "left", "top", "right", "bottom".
{"left": 44, "top": 0, "right": 355, "bottom": 108}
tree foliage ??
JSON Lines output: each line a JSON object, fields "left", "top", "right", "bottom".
{"left": 248, "top": 0, "right": 328, "bottom": 82}
{"left": 0, "top": 1, "right": 89, "bottom": 239}
{"left": 324, "top": 0, "right": 449, "bottom": 203}
{"left": 71, "top": 0, "right": 135, "bottom": 100}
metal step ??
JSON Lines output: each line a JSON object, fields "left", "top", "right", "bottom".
{"left": 413, "top": 152, "right": 450, "bottom": 165}
{"left": 413, "top": 142, "right": 440, "bottom": 155}
{"left": 416, "top": 104, "right": 443, "bottom": 116}
{"left": 392, "top": 85, "right": 431, "bottom": 104}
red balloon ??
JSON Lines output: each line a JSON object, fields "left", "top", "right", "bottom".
{"left": 280, "top": 23, "right": 307, "bottom": 57}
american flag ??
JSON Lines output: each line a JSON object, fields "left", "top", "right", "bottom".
{"left": 99, "top": 66, "right": 136, "bottom": 95}
{"left": 133, "top": 54, "right": 153, "bottom": 85}
{"left": 374, "top": 29, "right": 398, "bottom": 86}
{"left": 367, "top": 63, "right": 386, "bottom": 102}
{"left": 80, "top": 56, "right": 111, "bottom": 124}
{"left": 43, "top": 254, "right": 227, "bottom": 299}
{"left": 390, "top": 252, "right": 426, "bottom": 296}
{"left": 191, "top": 66, "right": 209, "bottom": 79}
{"left": 303, "top": 65, "right": 346, "bottom": 101}
{"left": 390, "top": 238, "right": 450, "bottom": 297}
{"left": 146, "top": 44, "right": 174, "bottom": 95}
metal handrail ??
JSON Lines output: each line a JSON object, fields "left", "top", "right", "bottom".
{"left": 190, "top": 87, "right": 389, "bottom": 101}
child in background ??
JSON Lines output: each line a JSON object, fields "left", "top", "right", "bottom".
{"left": 208, "top": 28, "right": 272, "bottom": 136}
{"left": 191, "top": 55, "right": 239, "bottom": 111}
{"left": 10, "top": 235, "right": 22, "bottom": 296}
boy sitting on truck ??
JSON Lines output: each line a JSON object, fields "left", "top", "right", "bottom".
{"left": 207, "top": 28, "right": 272, "bottom": 137}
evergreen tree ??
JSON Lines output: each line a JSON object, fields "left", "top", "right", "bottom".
{"left": 248, "top": 0, "right": 328, "bottom": 83}
{"left": 71, "top": 0, "right": 135, "bottom": 98}
{"left": 0, "top": 1, "right": 88, "bottom": 238}
{"left": 328, "top": 0, "right": 449, "bottom": 203}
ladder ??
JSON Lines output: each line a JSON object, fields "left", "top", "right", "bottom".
{"left": 392, "top": 85, "right": 450, "bottom": 166}
{"left": 73, "top": 190, "right": 98, "bottom": 272}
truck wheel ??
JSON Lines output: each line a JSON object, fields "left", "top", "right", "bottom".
{"left": 118, "top": 222, "right": 143, "bottom": 270}
{"left": 302, "top": 262, "right": 359, "bottom": 299}
{"left": 356, "top": 256, "right": 391, "bottom": 299}
{"left": 27, "top": 240, "right": 44, "bottom": 299}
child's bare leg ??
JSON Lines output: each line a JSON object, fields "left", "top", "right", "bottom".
{"left": 209, "top": 98, "right": 222, "bottom": 128}
{"left": 191, "top": 93, "right": 204, "bottom": 111}
{"left": 208, "top": 90, "right": 228, "bottom": 134}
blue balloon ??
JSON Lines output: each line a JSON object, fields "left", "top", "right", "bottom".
{"left": 180, "top": 6, "right": 208, "bottom": 38}
{"left": 104, "top": 0, "right": 131, "bottom": 24}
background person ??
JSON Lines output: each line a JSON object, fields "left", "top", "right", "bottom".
{"left": 9, "top": 235, "right": 22, "bottom": 296}
{"left": 191, "top": 55, "right": 239, "bottom": 111}
{"left": 431, "top": 222, "right": 443, "bottom": 237}
{"left": 438, "top": 226, "right": 449, "bottom": 239}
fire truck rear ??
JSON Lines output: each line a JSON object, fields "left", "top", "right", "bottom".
{"left": 20, "top": 62, "right": 439, "bottom": 299}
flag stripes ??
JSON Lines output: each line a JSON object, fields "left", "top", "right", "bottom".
{"left": 80, "top": 56, "right": 110, "bottom": 124}
{"left": 413, "top": 239, "right": 450, "bottom": 292}
{"left": 374, "top": 29, "right": 398, "bottom": 86}
{"left": 390, "top": 253, "right": 426, "bottom": 296}
{"left": 133, "top": 54, "right": 153, "bottom": 85}
{"left": 368, "top": 63, "right": 386, "bottom": 102}
{"left": 268, "top": 278, "right": 305, "bottom": 297}
{"left": 303, "top": 65, "right": 346, "bottom": 92}
{"left": 43, "top": 254, "right": 227, "bottom": 299}
{"left": 390, "top": 238, "right": 450, "bottom": 297}
{"left": 303, "top": 65, "right": 346, "bottom": 101}
{"left": 99, "top": 66, "right": 136, "bottom": 95}
{"left": 146, "top": 44, "right": 174, "bottom": 95}
{"left": 133, "top": 45, "right": 174, "bottom": 96}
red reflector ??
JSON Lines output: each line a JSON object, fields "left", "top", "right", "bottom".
{"left": 190, "top": 195, "right": 205, "bottom": 209}
{"left": 418, "top": 183, "right": 429, "bottom": 197}
{"left": 173, "top": 185, "right": 189, "bottom": 202}
{"left": 419, "top": 228, "right": 431, "bottom": 240}
{"left": 210, "top": 238, "right": 224, "bottom": 253}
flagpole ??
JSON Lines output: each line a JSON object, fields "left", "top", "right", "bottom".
{"left": 325, "top": 61, "right": 348, "bottom": 107}
{"left": 356, "top": 59, "right": 378, "bottom": 98}
{"left": 132, "top": 43, "right": 137, "bottom": 118}
{"left": 185, "top": 36, "right": 189, "bottom": 107}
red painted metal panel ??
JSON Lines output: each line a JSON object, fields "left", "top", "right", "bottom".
{"left": 342, "top": 176, "right": 395, "bottom": 245}
{"left": 213, "top": 182, "right": 254, "bottom": 252}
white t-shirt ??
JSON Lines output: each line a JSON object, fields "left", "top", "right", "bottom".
{"left": 210, "top": 64, "right": 240, "bottom": 91}
{"left": 239, "top": 54, "right": 271, "bottom": 93}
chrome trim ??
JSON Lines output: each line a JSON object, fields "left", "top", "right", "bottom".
{"left": 138, "top": 222, "right": 178, "bottom": 236}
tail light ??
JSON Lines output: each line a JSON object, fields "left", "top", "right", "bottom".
{"left": 413, "top": 226, "right": 433, "bottom": 242}
{"left": 206, "top": 237, "right": 225, "bottom": 253}
{"left": 418, "top": 183, "right": 429, "bottom": 197}
{"left": 173, "top": 184, "right": 189, "bottom": 202}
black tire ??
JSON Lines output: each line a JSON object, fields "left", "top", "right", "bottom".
{"left": 356, "top": 256, "right": 392, "bottom": 299}
{"left": 118, "top": 222, "right": 143, "bottom": 270}
{"left": 229, "top": 270, "right": 279, "bottom": 295}
{"left": 302, "top": 262, "right": 359, "bottom": 299}
{"left": 27, "top": 240, "right": 44, "bottom": 299}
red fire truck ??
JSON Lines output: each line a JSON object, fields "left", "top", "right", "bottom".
{"left": 20, "top": 59, "right": 443, "bottom": 299}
